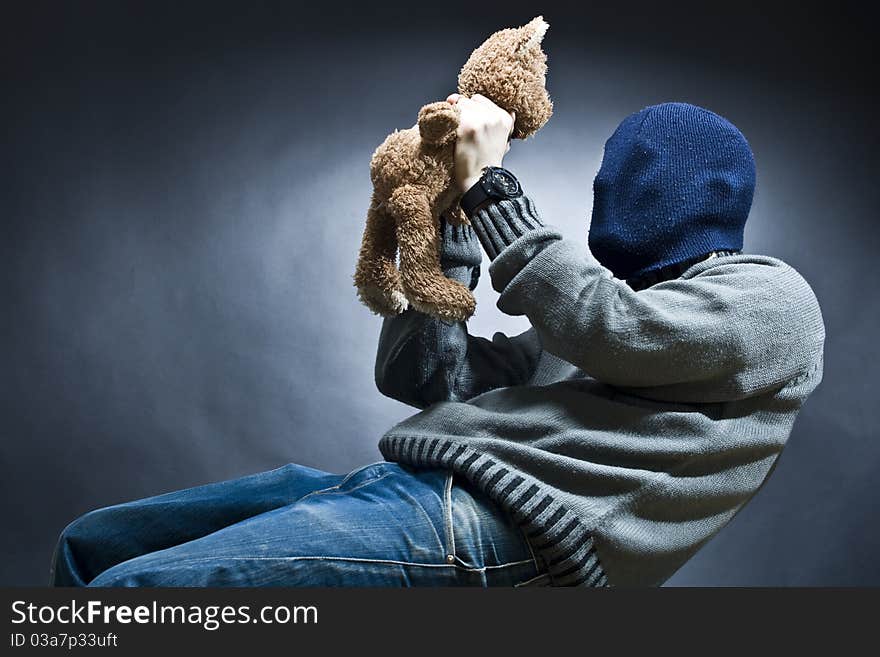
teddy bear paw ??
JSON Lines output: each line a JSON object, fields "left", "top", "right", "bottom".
{"left": 407, "top": 292, "right": 476, "bottom": 323}
{"left": 357, "top": 283, "right": 409, "bottom": 317}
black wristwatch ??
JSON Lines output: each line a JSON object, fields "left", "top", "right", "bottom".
{"left": 459, "top": 166, "right": 523, "bottom": 217}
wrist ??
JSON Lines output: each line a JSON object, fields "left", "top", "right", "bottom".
{"left": 458, "top": 155, "right": 505, "bottom": 195}
{"left": 459, "top": 166, "right": 522, "bottom": 218}
{"left": 460, "top": 175, "right": 482, "bottom": 195}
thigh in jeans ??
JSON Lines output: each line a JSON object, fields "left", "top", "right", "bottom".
{"left": 51, "top": 461, "right": 349, "bottom": 586}
{"left": 447, "top": 471, "right": 552, "bottom": 587}
{"left": 87, "top": 462, "right": 552, "bottom": 587}
{"left": 88, "top": 462, "right": 456, "bottom": 586}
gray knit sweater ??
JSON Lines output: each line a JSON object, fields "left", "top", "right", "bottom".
{"left": 375, "top": 195, "right": 826, "bottom": 587}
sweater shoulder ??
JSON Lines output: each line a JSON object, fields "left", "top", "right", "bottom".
{"left": 685, "top": 252, "right": 826, "bottom": 373}
{"left": 683, "top": 252, "right": 819, "bottom": 308}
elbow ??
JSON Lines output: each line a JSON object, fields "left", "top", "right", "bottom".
{"left": 374, "top": 339, "right": 405, "bottom": 401}
{"left": 374, "top": 371, "right": 408, "bottom": 406}
{"left": 374, "top": 362, "right": 400, "bottom": 401}
{"left": 374, "top": 364, "right": 431, "bottom": 410}
{"left": 374, "top": 369, "right": 396, "bottom": 401}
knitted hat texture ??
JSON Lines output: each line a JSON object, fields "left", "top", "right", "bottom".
{"left": 588, "top": 102, "right": 756, "bottom": 281}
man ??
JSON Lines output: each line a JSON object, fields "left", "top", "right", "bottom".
{"left": 51, "top": 98, "right": 825, "bottom": 588}
{"left": 372, "top": 96, "right": 825, "bottom": 586}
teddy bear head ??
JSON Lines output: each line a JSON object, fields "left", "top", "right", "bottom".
{"left": 457, "top": 16, "right": 553, "bottom": 140}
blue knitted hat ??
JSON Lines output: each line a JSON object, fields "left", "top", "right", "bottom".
{"left": 588, "top": 102, "right": 756, "bottom": 281}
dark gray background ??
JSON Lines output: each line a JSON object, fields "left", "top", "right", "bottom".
{"left": 2, "top": 1, "right": 876, "bottom": 586}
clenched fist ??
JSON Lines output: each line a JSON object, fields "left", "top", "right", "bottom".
{"left": 446, "top": 93, "right": 515, "bottom": 194}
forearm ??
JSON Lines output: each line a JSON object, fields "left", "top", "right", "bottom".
{"left": 374, "top": 216, "right": 539, "bottom": 408}
{"left": 374, "top": 260, "right": 476, "bottom": 409}
{"left": 374, "top": 217, "right": 482, "bottom": 408}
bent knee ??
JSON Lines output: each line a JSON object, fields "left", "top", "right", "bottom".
{"left": 51, "top": 504, "right": 138, "bottom": 586}
{"left": 51, "top": 507, "right": 110, "bottom": 586}
{"left": 55, "top": 504, "right": 125, "bottom": 555}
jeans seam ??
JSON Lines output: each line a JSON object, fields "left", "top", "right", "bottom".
{"left": 294, "top": 470, "right": 392, "bottom": 505}
{"left": 447, "top": 473, "right": 477, "bottom": 568}
{"left": 514, "top": 572, "right": 552, "bottom": 587}
{"left": 444, "top": 471, "right": 454, "bottom": 558}
{"left": 451, "top": 557, "right": 535, "bottom": 572}
{"left": 105, "top": 554, "right": 538, "bottom": 571}
{"left": 520, "top": 528, "right": 546, "bottom": 573}
{"left": 446, "top": 473, "right": 536, "bottom": 572}
{"left": 336, "top": 460, "right": 388, "bottom": 487}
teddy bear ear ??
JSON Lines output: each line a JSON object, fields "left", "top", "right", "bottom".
{"left": 517, "top": 15, "right": 549, "bottom": 52}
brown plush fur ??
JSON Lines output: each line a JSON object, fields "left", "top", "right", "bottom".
{"left": 352, "top": 16, "right": 552, "bottom": 322}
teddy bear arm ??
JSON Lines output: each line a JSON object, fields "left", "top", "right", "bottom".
{"left": 353, "top": 191, "right": 409, "bottom": 317}
{"left": 387, "top": 185, "right": 476, "bottom": 322}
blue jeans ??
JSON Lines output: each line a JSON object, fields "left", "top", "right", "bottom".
{"left": 50, "top": 461, "right": 551, "bottom": 587}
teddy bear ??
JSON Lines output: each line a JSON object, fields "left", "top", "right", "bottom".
{"left": 352, "top": 16, "right": 553, "bottom": 322}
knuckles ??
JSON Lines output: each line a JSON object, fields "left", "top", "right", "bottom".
{"left": 455, "top": 97, "right": 513, "bottom": 145}
{"left": 459, "top": 115, "right": 509, "bottom": 137}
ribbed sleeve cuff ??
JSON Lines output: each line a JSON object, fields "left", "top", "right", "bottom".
{"left": 439, "top": 214, "right": 483, "bottom": 291}
{"left": 469, "top": 195, "right": 546, "bottom": 261}
{"left": 439, "top": 220, "right": 482, "bottom": 267}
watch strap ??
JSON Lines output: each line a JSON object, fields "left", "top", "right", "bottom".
{"left": 459, "top": 167, "right": 522, "bottom": 218}
{"left": 459, "top": 175, "right": 491, "bottom": 217}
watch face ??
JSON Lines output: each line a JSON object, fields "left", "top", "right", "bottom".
{"left": 488, "top": 169, "right": 521, "bottom": 197}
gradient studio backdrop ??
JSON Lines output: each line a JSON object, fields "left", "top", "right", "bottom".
{"left": 2, "top": 1, "right": 876, "bottom": 586}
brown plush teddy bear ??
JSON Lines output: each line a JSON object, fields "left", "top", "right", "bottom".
{"left": 352, "top": 16, "right": 552, "bottom": 322}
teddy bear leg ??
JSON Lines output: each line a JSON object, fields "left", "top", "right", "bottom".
{"left": 353, "top": 195, "right": 409, "bottom": 316}
{"left": 388, "top": 185, "right": 477, "bottom": 322}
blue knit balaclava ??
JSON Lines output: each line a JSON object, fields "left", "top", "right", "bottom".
{"left": 588, "top": 102, "right": 756, "bottom": 281}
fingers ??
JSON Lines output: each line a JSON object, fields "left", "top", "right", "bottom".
{"left": 451, "top": 96, "right": 479, "bottom": 116}
{"left": 472, "top": 94, "right": 512, "bottom": 119}
{"left": 470, "top": 93, "right": 497, "bottom": 108}
{"left": 447, "top": 93, "right": 492, "bottom": 108}
{"left": 451, "top": 93, "right": 515, "bottom": 147}
{"left": 470, "top": 94, "right": 515, "bottom": 130}
{"left": 450, "top": 94, "right": 509, "bottom": 117}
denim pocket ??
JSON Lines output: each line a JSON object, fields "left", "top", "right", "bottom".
{"left": 297, "top": 461, "right": 392, "bottom": 503}
{"left": 448, "top": 472, "right": 538, "bottom": 574}
{"left": 336, "top": 461, "right": 390, "bottom": 488}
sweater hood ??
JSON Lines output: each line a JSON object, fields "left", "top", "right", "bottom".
{"left": 588, "top": 102, "right": 756, "bottom": 281}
